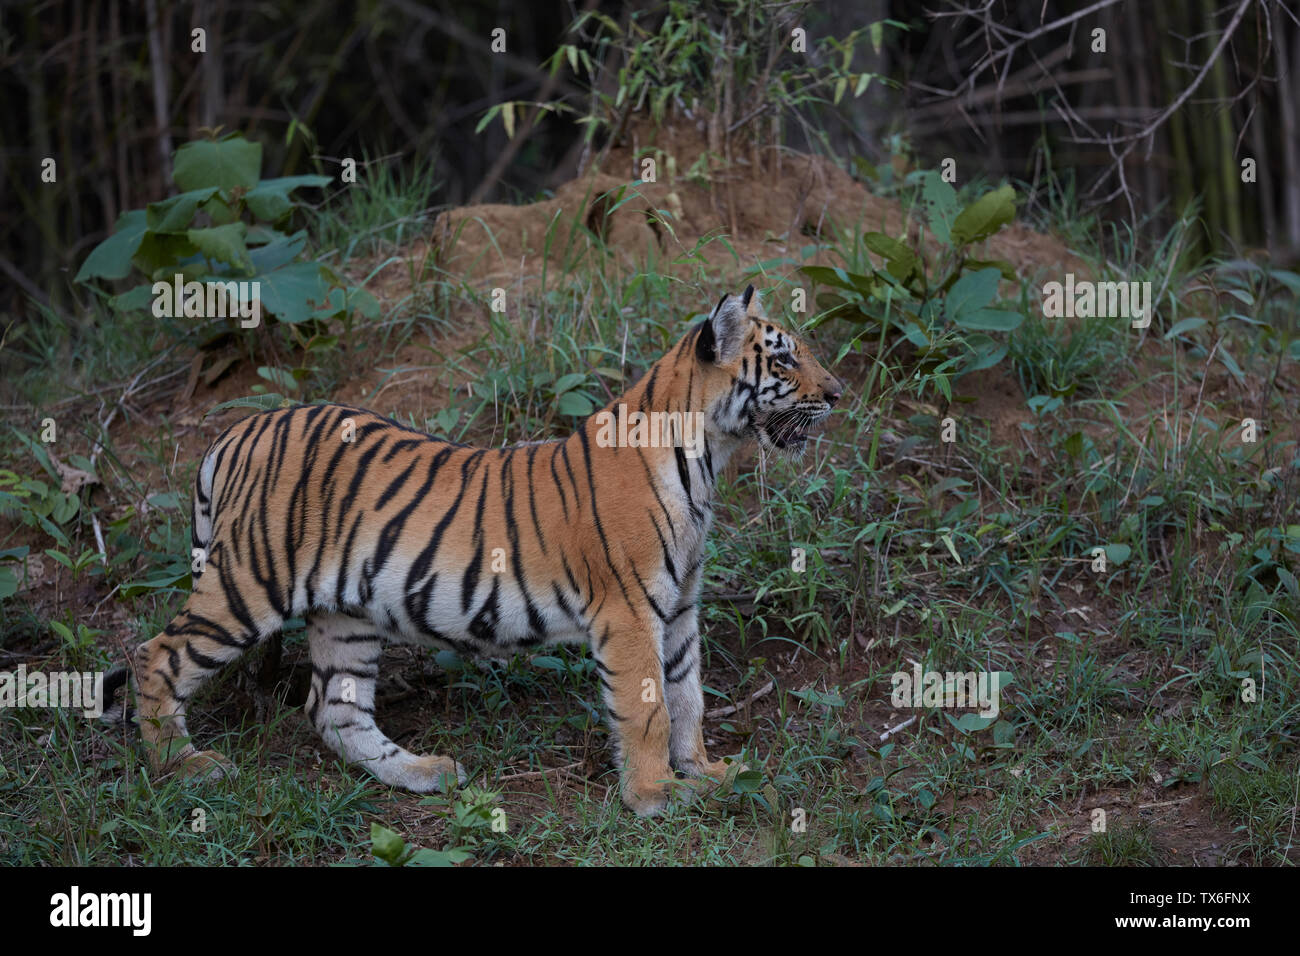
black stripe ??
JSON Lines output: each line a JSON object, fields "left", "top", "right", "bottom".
{"left": 548, "top": 443, "right": 570, "bottom": 520}
{"left": 183, "top": 642, "right": 226, "bottom": 671}
{"left": 375, "top": 454, "right": 419, "bottom": 510}
{"left": 502, "top": 449, "right": 547, "bottom": 640}
{"left": 558, "top": 440, "right": 582, "bottom": 512}
{"left": 525, "top": 442, "right": 549, "bottom": 554}
{"left": 575, "top": 427, "right": 636, "bottom": 615}
{"left": 460, "top": 465, "right": 492, "bottom": 613}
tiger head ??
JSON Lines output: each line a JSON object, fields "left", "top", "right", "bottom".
{"left": 693, "top": 285, "right": 844, "bottom": 454}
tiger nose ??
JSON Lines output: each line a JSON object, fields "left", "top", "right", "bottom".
{"left": 823, "top": 378, "right": 845, "bottom": 406}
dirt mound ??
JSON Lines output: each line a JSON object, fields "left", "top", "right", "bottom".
{"left": 431, "top": 118, "right": 1086, "bottom": 290}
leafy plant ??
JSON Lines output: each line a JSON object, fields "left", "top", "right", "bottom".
{"left": 50, "top": 618, "right": 105, "bottom": 668}
{"left": 803, "top": 173, "right": 1022, "bottom": 393}
{"left": 75, "top": 132, "right": 379, "bottom": 339}
{"left": 369, "top": 822, "right": 471, "bottom": 867}
{"left": 418, "top": 785, "right": 505, "bottom": 852}
{"left": 0, "top": 470, "right": 79, "bottom": 553}
{"left": 482, "top": 0, "right": 895, "bottom": 159}
{"left": 0, "top": 547, "right": 30, "bottom": 601}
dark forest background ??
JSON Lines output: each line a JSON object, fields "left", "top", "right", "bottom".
{"left": 2, "top": 0, "right": 1298, "bottom": 318}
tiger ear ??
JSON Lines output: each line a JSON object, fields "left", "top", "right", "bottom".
{"left": 742, "top": 284, "right": 762, "bottom": 318}
{"left": 700, "top": 292, "right": 747, "bottom": 363}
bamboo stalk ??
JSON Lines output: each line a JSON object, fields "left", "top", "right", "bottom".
{"left": 144, "top": 0, "right": 175, "bottom": 189}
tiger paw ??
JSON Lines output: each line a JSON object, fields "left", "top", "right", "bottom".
{"left": 178, "top": 749, "right": 236, "bottom": 782}
{"left": 400, "top": 755, "right": 467, "bottom": 793}
{"left": 622, "top": 774, "right": 673, "bottom": 818}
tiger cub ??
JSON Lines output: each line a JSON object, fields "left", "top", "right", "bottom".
{"left": 129, "top": 285, "right": 842, "bottom": 816}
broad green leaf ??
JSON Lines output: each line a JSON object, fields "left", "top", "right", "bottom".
{"left": 553, "top": 372, "right": 587, "bottom": 394}
{"left": 801, "top": 265, "right": 858, "bottom": 292}
{"left": 310, "top": 288, "right": 349, "bottom": 319}
{"left": 248, "top": 230, "right": 307, "bottom": 273}
{"left": 954, "top": 308, "right": 1023, "bottom": 332}
{"left": 201, "top": 192, "right": 239, "bottom": 226}
{"left": 245, "top": 175, "right": 332, "bottom": 221}
{"left": 951, "top": 184, "right": 1016, "bottom": 246}
{"left": 802, "top": 265, "right": 878, "bottom": 296}
{"left": 49, "top": 492, "right": 79, "bottom": 524}
{"left": 146, "top": 187, "right": 220, "bottom": 232}
{"left": 921, "top": 171, "right": 958, "bottom": 245}
{"left": 255, "top": 261, "right": 332, "bottom": 324}
{"left": 172, "top": 135, "right": 262, "bottom": 193}
{"left": 370, "top": 823, "right": 406, "bottom": 865}
{"left": 0, "top": 567, "right": 17, "bottom": 601}
{"left": 186, "top": 223, "right": 253, "bottom": 273}
{"left": 108, "top": 284, "right": 157, "bottom": 314}
{"left": 901, "top": 321, "right": 930, "bottom": 347}
{"left": 406, "top": 847, "right": 472, "bottom": 867}
{"left": 75, "top": 209, "right": 148, "bottom": 282}
{"left": 132, "top": 232, "right": 199, "bottom": 278}
{"left": 147, "top": 491, "right": 184, "bottom": 510}
{"left": 557, "top": 391, "right": 596, "bottom": 417}
{"left": 1103, "top": 543, "right": 1131, "bottom": 565}
{"left": 863, "top": 231, "right": 917, "bottom": 282}
{"left": 948, "top": 712, "right": 997, "bottom": 733}
{"left": 245, "top": 224, "right": 285, "bottom": 245}
{"left": 945, "top": 267, "right": 1000, "bottom": 320}
{"left": 349, "top": 287, "right": 381, "bottom": 320}
{"left": 961, "top": 333, "right": 1008, "bottom": 372}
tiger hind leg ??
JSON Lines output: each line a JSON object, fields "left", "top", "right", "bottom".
{"left": 304, "top": 612, "right": 465, "bottom": 792}
{"left": 134, "top": 586, "right": 272, "bottom": 781}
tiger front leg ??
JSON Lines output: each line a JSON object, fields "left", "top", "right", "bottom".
{"left": 662, "top": 604, "right": 733, "bottom": 785}
{"left": 590, "top": 613, "right": 674, "bottom": 817}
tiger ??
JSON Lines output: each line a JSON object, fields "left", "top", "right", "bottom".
{"left": 125, "top": 285, "right": 843, "bottom": 816}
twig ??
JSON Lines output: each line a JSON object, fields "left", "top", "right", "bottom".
{"left": 1068, "top": 0, "right": 1254, "bottom": 146}
{"left": 705, "top": 680, "right": 774, "bottom": 719}
{"left": 496, "top": 761, "right": 584, "bottom": 782}
{"left": 880, "top": 715, "right": 917, "bottom": 742}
